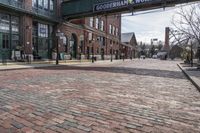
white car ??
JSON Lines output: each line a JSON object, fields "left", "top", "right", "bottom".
{"left": 152, "top": 55, "right": 157, "bottom": 59}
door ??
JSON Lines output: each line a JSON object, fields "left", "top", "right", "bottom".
{"left": 87, "top": 46, "right": 90, "bottom": 59}
{"left": 101, "top": 48, "right": 104, "bottom": 60}
{"left": 0, "top": 33, "right": 10, "bottom": 60}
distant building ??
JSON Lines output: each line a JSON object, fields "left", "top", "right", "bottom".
{"left": 121, "top": 32, "right": 138, "bottom": 59}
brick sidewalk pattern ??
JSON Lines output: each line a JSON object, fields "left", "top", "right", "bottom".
{"left": 0, "top": 59, "right": 200, "bottom": 133}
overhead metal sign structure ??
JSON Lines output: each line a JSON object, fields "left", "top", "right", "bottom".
{"left": 61, "top": 0, "right": 200, "bottom": 20}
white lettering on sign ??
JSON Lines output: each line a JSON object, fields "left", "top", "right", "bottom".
{"left": 94, "top": 0, "right": 155, "bottom": 12}
{"left": 135, "top": 0, "right": 153, "bottom": 4}
{"left": 94, "top": 0, "right": 129, "bottom": 12}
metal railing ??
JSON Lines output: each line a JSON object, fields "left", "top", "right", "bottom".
{"left": 0, "top": 0, "right": 56, "bottom": 19}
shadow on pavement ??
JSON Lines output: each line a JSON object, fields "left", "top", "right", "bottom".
{"left": 35, "top": 65, "right": 185, "bottom": 79}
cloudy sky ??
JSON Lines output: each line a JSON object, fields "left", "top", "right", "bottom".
{"left": 121, "top": 7, "right": 177, "bottom": 44}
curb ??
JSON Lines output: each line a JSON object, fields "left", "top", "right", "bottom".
{"left": 177, "top": 64, "right": 200, "bottom": 92}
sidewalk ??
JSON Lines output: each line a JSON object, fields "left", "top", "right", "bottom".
{"left": 178, "top": 63, "right": 200, "bottom": 92}
{"left": 0, "top": 59, "right": 126, "bottom": 71}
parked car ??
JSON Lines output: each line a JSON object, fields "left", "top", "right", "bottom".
{"left": 152, "top": 54, "right": 157, "bottom": 59}
{"left": 140, "top": 55, "right": 145, "bottom": 59}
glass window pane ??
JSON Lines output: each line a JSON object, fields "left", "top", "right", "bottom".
{"left": 11, "top": 16, "right": 19, "bottom": 33}
{"left": 0, "top": 13, "right": 10, "bottom": 33}
{"left": 32, "top": 0, "right": 37, "bottom": 7}
{"left": 50, "top": 0, "right": 54, "bottom": 11}
{"left": 90, "top": 17, "right": 93, "bottom": 27}
{"left": 95, "top": 18, "right": 99, "bottom": 29}
{"left": 12, "top": 35, "right": 19, "bottom": 49}
{"left": 38, "top": 23, "right": 48, "bottom": 38}
{"left": 44, "top": 0, "right": 48, "bottom": 9}
{"left": 3, "top": 34, "right": 9, "bottom": 49}
{"left": 38, "top": 0, "right": 43, "bottom": 8}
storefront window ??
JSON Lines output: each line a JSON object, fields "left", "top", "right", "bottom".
{"left": 38, "top": 23, "right": 48, "bottom": 38}
{"left": 44, "top": 0, "right": 48, "bottom": 10}
{"left": 49, "top": 25, "right": 53, "bottom": 37}
{"left": 32, "top": 0, "right": 37, "bottom": 7}
{"left": 0, "top": 13, "right": 10, "bottom": 33}
{"left": 32, "top": 21, "right": 53, "bottom": 59}
{"left": 2, "top": 34, "right": 9, "bottom": 49}
{"left": 12, "top": 35, "right": 19, "bottom": 49}
{"left": 38, "top": 0, "right": 43, "bottom": 8}
{"left": 11, "top": 16, "right": 19, "bottom": 33}
{"left": 32, "top": 22, "right": 38, "bottom": 36}
{"left": 50, "top": 0, "right": 54, "bottom": 11}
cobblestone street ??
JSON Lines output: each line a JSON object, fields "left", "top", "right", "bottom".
{"left": 0, "top": 59, "right": 200, "bottom": 133}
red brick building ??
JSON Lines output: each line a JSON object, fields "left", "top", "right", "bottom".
{"left": 58, "top": 15, "right": 121, "bottom": 60}
{"left": 0, "top": 0, "right": 129, "bottom": 61}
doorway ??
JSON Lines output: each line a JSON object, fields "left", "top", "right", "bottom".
{"left": 0, "top": 33, "right": 10, "bottom": 60}
{"left": 71, "top": 33, "right": 78, "bottom": 59}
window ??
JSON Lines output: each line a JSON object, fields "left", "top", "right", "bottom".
{"left": 113, "top": 26, "right": 115, "bottom": 35}
{"left": 49, "top": 25, "right": 53, "bottom": 37}
{"left": 3, "top": 34, "right": 9, "bottom": 49}
{"left": 33, "top": 0, "right": 54, "bottom": 10}
{"left": 44, "top": 0, "right": 48, "bottom": 9}
{"left": 32, "top": 0, "right": 37, "bottom": 7}
{"left": 0, "top": 13, "right": 10, "bottom": 32}
{"left": 95, "top": 18, "right": 99, "bottom": 29}
{"left": 50, "top": 0, "right": 54, "bottom": 11}
{"left": 38, "top": 23, "right": 48, "bottom": 38}
{"left": 11, "top": 16, "right": 19, "bottom": 33}
{"left": 116, "top": 28, "right": 118, "bottom": 36}
{"left": 38, "top": 0, "right": 43, "bottom": 8}
{"left": 32, "top": 21, "right": 38, "bottom": 36}
{"left": 100, "top": 21, "right": 104, "bottom": 31}
{"left": 12, "top": 35, "right": 19, "bottom": 49}
{"left": 89, "top": 17, "right": 93, "bottom": 27}
{"left": 88, "top": 32, "right": 93, "bottom": 41}
{"left": 109, "top": 25, "right": 112, "bottom": 34}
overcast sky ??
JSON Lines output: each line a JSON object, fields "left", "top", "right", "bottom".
{"left": 121, "top": 7, "right": 177, "bottom": 44}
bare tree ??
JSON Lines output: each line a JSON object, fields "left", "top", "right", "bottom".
{"left": 171, "top": 3, "right": 200, "bottom": 60}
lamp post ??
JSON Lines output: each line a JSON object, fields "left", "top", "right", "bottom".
{"left": 92, "top": 39, "right": 95, "bottom": 63}
{"left": 56, "top": 35, "right": 59, "bottom": 65}
{"left": 123, "top": 46, "right": 125, "bottom": 61}
{"left": 131, "top": 47, "right": 133, "bottom": 60}
{"left": 190, "top": 38, "right": 194, "bottom": 67}
{"left": 110, "top": 44, "right": 113, "bottom": 62}
{"left": 56, "top": 30, "right": 64, "bottom": 65}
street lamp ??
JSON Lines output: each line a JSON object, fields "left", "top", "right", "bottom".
{"left": 123, "top": 46, "right": 125, "bottom": 61}
{"left": 92, "top": 38, "right": 95, "bottom": 63}
{"left": 110, "top": 44, "right": 113, "bottom": 62}
{"left": 189, "top": 38, "right": 194, "bottom": 67}
{"left": 56, "top": 30, "right": 64, "bottom": 65}
{"left": 131, "top": 47, "right": 133, "bottom": 60}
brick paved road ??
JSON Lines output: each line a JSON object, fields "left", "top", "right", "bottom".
{"left": 0, "top": 59, "right": 200, "bottom": 133}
